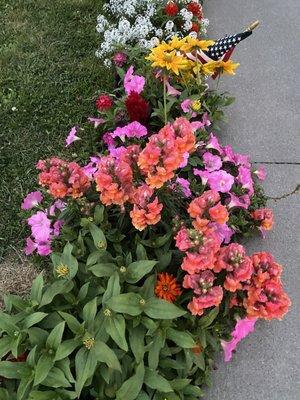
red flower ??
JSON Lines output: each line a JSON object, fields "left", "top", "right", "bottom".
{"left": 155, "top": 273, "right": 182, "bottom": 302}
{"left": 188, "top": 2, "right": 203, "bottom": 19}
{"left": 164, "top": 1, "right": 179, "bottom": 16}
{"left": 190, "top": 22, "right": 200, "bottom": 33}
{"left": 125, "top": 91, "right": 150, "bottom": 124}
{"left": 96, "top": 94, "right": 113, "bottom": 112}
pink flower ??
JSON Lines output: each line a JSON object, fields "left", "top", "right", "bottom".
{"left": 234, "top": 153, "right": 251, "bottom": 168}
{"left": 183, "top": 270, "right": 216, "bottom": 295}
{"left": 102, "top": 132, "right": 116, "bottom": 148}
{"left": 111, "top": 122, "right": 147, "bottom": 141}
{"left": 65, "top": 126, "right": 80, "bottom": 147}
{"left": 221, "top": 318, "right": 257, "bottom": 362}
{"left": 27, "top": 211, "right": 52, "bottom": 243}
{"left": 203, "top": 152, "right": 222, "bottom": 172}
{"left": 237, "top": 166, "right": 254, "bottom": 195}
{"left": 176, "top": 177, "right": 192, "bottom": 197}
{"left": 24, "top": 237, "right": 52, "bottom": 256}
{"left": 175, "top": 228, "right": 192, "bottom": 251}
{"left": 227, "top": 193, "right": 251, "bottom": 210}
{"left": 124, "top": 66, "right": 145, "bottom": 95}
{"left": 87, "top": 117, "right": 105, "bottom": 128}
{"left": 210, "top": 222, "right": 234, "bottom": 244}
{"left": 193, "top": 169, "right": 211, "bottom": 185}
{"left": 181, "top": 99, "right": 196, "bottom": 117}
{"left": 22, "top": 191, "right": 43, "bottom": 210}
{"left": 53, "top": 220, "right": 64, "bottom": 236}
{"left": 179, "top": 152, "right": 189, "bottom": 168}
{"left": 49, "top": 200, "right": 66, "bottom": 216}
{"left": 221, "top": 145, "right": 235, "bottom": 163}
{"left": 253, "top": 167, "right": 266, "bottom": 181}
{"left": 187, "top": 286, "right": 223, "bottom": 316}
{"left": 166, "top": 80, "right": 181, "bottom": 96}
{"left": 202, "top": 113, "right": 211, "bottom": 127}
{"left": 208, "top": 170, "right": 234, "bottom": 193}
{"left": 206, "top": 133, "right": 222, "bottom": 154}
{"left": 113, "top": 52, "right": 127, "bottom": 67}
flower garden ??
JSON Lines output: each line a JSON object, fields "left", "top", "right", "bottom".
{"left": 0, "top": 1, "right": 292, "bottom": 399}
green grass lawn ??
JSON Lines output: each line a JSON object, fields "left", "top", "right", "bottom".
{"left": 0, "top": 0, "right": 110, "bottom": 258}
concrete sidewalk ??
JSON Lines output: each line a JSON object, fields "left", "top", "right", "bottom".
{"left": 204, "top": 0, "right": 300, "bottom": 399}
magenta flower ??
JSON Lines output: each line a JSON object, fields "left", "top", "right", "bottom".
{"left": 53, "top": 220, "right": 64, "bottom": 236}
{"left": 210, "top": 222, "right": 234, "bottom": 244}
{"left": 22, "top": 191, "right": 43, "bottom": 210}
{"left": 65, "top": 126, "right": 80, "bottom": 147}
{"left": 208, "top": 170, "right": 234, "bottom": 193}
{"left": 109, "top": 146, "right": 127, "bottom": 159}
{"left": 24, "top": 237, "right": 52, "bottom": 256}
{"left": 221, "top": 318, "right": 257, "bottom": 362}
{"left": 193, "top": 169, "right": 211, "bottom": 185}
{"left": 166, "top": 80, "right": 181, "bottom": 96}
{"left": 203, "top": 152, "right": 222, "bottom": 172}
{"left": 176, "top": 177, "right": 192, "bottom": 197}
{"left": 181, "top": 99, "right": 196, "bottom": 117}
{"left": 234, "top": 153, "right": 251, "bottom": 168}
{"left": 202, "top": 112, "right": 211, "bottom": 127}
{"left": 49, "top": 200, "right": 66, "bottom": 216}
{"left": 87, "top": 117, "right": 105, "bottom": 128}
{"left": 124, "top": 66, "right": 145, "bottom": 95}
{"left": 111, "top": 121, "right": 147, "bottom": 141}
{"left": 221, "top": 145, "right": 235, "bottom": 163}
{"left": 253, "top": 167, "right": 266, "bottom": 181}
{"left": 179, "top": 152, "right": 189, "bottom": 168}
{"left": 113, "top": 52, "right": 127, "bottom": 67}
{"left": 27, "top": 211, "right": 52, "bottom": 243}
{"left": 227, "top": 193, "right": 251, "bottom": 209}
{"left": 206, "top": 133, "right": 222, "bottom": 154}
{"left": 237, "top": 166, "right": 254, "bottom": 195}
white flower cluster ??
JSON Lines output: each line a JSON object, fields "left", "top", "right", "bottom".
{"left": 96, "top": 0, "right": 209, "bottom": 66}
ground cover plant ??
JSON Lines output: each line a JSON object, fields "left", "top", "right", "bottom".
{"left": 0, "top": 1, "right": 291, "bottom": 399}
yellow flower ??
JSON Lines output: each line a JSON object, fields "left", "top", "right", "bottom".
{"left": 180, "top": 37, "right": 215, "bottom": 53}
{"left": 83, "top": 337, "right": 95, "bottom": 350}
{"left": 205, "top": 59, "right": 240, "bottom": 76}
{"left": 55, "top": 264, "right": 69, "bottom": 278}
{"left": 192, "top": 61, "right": 215, "bottom": 76}
{"left": 146, "top": 46, "right": 190, "bottom": 75}
{"left": 168, "top": 36, "right": 185, "bottom": 50}
{"left": 191, "top": 100, "right": 201, "bottom": 111}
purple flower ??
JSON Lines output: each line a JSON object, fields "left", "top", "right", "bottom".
{"left": 24, "top": 237, "right": 52, "bottom": 256}
{"left": 203, "top": 152, "right": 222, "bottom": 172}
{"left": 206, "top": 133, "right": 222, "bottom": 154}
{"left": 22, "top": 191, "right": 43, "bottom": 210}
{"left": 179, "top": 152, "right": 189, "bottom": 168}
{"left": 27, "top": 211, "right": 52, "bottom": 243}
{"left": 237, "top": 166, "right": 254, "bottom": 195}
{"left": 253, "top": 167, "right": 266, "bottom": 181}
{"left": 176, "top": 178, "right": 192, "bottom": 197}
{"left": 227, "top": 193, "right": 251, "bottom": 210}
{"left": 124, "top": 66, "right": 145, "bottom": 95}
{"left": 102, "top": 132, "right": 116, "bottom": 147}
{"left": 83, "top": 162, "right": 98, "bottom": 180}
{"left": 65, "top": 126, "right": 80, "bottom": 147}
{"left": 181, "top": 99, "right": 196, "bottom": 117}
{"left": 166, "top": 80, "right": 181, "bottom": 96}
{"left": 221, "top": 145, "right": 235, "bottom": 163}
{"left": 234, "top": 153, "right": 251, "bottom": 168}
{"left": 24, "top": 237, "right": 37, "bottom": 255}
{"left": 37, "top": 243, "right": 52, "bottom": 256}
{"left": 221, "top": 318, "right": 257, "bottom": 362}
{"left": 49, "top": 200, "right": 66, "bottom": 216}
{"left": 190, "top": 121, "right": 205, "bottom": 132}
{"left": 208, "top": 170, "right": 234, "bottom": 193}
{"left": 202, "top": 112, "right": 211, "bottom": 127}
{"left": 87, "top": 117, "right": 105, "bottom": 128}
{"left": 109, "top": 146, "right": 127, "bottom": 159}
{"left": 111, "top": 122, "right": 147, "bottom": 141}
{"left": 53, "top": 220, "right": 64, "bottom": 236}
{"left": 210, "top": 222, "right": 234, "bottom": 244}
{"left": 193, "top": 169, "right": 211, "bottom": 185}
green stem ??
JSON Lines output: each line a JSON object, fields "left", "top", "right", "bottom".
{"left": 163, "top": 76, "right": 167, "bottom": 124}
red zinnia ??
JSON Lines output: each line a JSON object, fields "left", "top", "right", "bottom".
{"left": 190, "top": 22, "right": 200, "bottom": 33}
{"left": 164, "top": 1, "right": 179, "bottom": 16}
{"left": 188, "top": 2, "right": 203, "bottom": 19}
{"left": 96, "top": 94, "right": 113, "bottom": 112}
{"left": 155, "top": 273, "right": 182, "bottom": 303}
{"left": 125, "top": 91, "right": 150, "bottom": 124}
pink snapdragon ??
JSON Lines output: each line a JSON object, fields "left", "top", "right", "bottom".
{"left": 22, "top": 191, "right": 43, "bottom": 210}
{"left": 124, "top": 66, "right": 145, "bottom": 95}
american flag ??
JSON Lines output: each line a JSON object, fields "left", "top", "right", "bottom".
{"left": 188, "top": 21, "right": 260, "bottom": 78}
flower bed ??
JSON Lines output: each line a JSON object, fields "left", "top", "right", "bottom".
{"left": 0, "top": 1, "right": 291, "bottom": 399}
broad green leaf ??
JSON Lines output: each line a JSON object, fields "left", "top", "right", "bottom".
{"left": 58, "top": 312, "right": 82, "bottom": 334}
{"left": 46, "top": 321, "right": 65, "bottom": 351}
{"left": 89, "top": 263, "right": 117, "bottom": 277}
{"left": 41, "top": 366, "right": 71, "bottom": 388}
{"left": 0, "top": 389, "right": 9, "bottom": 400}
{"left": 39, "top": 280, "right": 73, "bottom": 308}
{"left": 148, "top": 330, "right": 165, "bottom": 370}
{"left": 23, "top": 312, "right": 48, "bottom": 329}
{"left": 34, "top": 353, "right": 54, "bottom": 386}
{"left": 56, "top": 358, "right": 75, "bottom": 384}
{"left": 144, "top": 298, "right": 186, "bottom": 319}
{"left": 75, "top": 348, "right": 97, "bottom": 396}
{"left": 140, "top": 275, "right": 156, "bottom": 299}
{"left": 17, "top": 375, "right": 33, "bottom": 400}
{"left": 29, "top": 391, "right": 60, "bottom": 400}
{"left": 170, "top": 379, "right": 191, "bottom": 391}
{"left": 0, "top": 361, "right": 28, "bottom": 379}
{"left": 0, "top": 336, "right": 12, "bottom": 359}
{"left": 58, "top": 243, "right": 78, "bottom": 279}
{"left": 94, "top": 205, "right": 105, "bottom": 224}
{"left": 0, "top": 312, "right": 18, "bottom": 334}
{"left": 90, "top": 223, "right": 107, "bottom": 250}
{"left": 116, "top": 363, "right": 145, "bottom": 400}
{"left": 77, "top": 282, "right": 90, "bottom": 302}
{"left": 105, "top": 315, "right": 128, "bottom": 351}
{"left": 193, "top": 351, "right": 205, "bottom": 371}
{"left": 198, "top": 307, "right": 219, "bottom": 328}
{"left": 183, "top": 385, "right": 205, "bottom": 397}
{"left": 30, "top": 273, "right": 44, "bottom": 304}
{"left": 54, "top": 339, "right": 81, "bottom": 361}
{"left": 28, "top": 327, "right": 48, "bottom": 347}
{"left": 102, "top": 272, "right": 120, "bottom": 305}
{"left": 129, "top": 325, "right": 145, "bottom": 363}
{"left": 82, "top": 298, "right": 97, "bottom": 329}
{"left": 167, "top": 328, "right": 196, "bottom": 348}
{"left": 126, "top": 260, "right": 157, "bottom": 284}
{"left": 144, "top": 368, "right": 173, "bottom": 393}
{"left": 106, "top": 293, "right": 143, "bottom": 316}
{"left": 92, "top": 341, "right": 121, "bottom": 371}
{"left": 136, "top": 391, "right": 150, "bottom": 400}
{"left": 136, "top": 243, "right": 147, "bottom": 260}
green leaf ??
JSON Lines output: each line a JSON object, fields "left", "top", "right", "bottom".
{"left": 82, "top": 298, "right": 97, "bottom": 329}
{"left": 39, "top": 280, "right": 73, "bottom": 308}
{"left": 90, "top": 223, "right": 107, "bottom": 250}
{"left": 92, "top": 341, "right": 121, "bottom": 371}
{"left": 167, "top": 328, "right": 196, "bottom": 348}
{"left": 170, "top": 379, "right": 191, "bottom": 391}
{"left": 105, "top": 314, "right": 128, "bottom": 351}
{"left": 198, "top": 307, "right": 219, "bottom": 328}
{"left": 75, "top": 348, "right": 97, "bottom": 396}
{"left": 0, "top": 312, "right": 18, "bottom": 334}
{"left": 0, "top": 336, "right": 12, "bottom": 359}
{"left": 23, "top": 312, "right": 48, "bottom": 329}
{"left": 192, "top": 352, "right": 205, "bottom": 371}
{"left": 144, "top": 368, "right": 173, "bottom": 393}
{"left": 106, "top": 293, "right": 143, "bottom": 316}
{"left": 148, "top": 330, "right": 165, "bottom": 370}
{"left": 136, "top": 243, "right": 148, "bottom": 260}
{"left": 34, "top": 353, "right": 54, "bottom": 386}
{"left": 30, "top": 273, "right": 44, "bottom": 304}
{"left": 129, "top": 325, "right": 145, "bottom": 363}
{"left": 41, "top": 366, "right": 72, "bottom": 388}
{"left": 89, "top": 263, "right": 117, "bottom": 277}
{"left": 46, "top": 321, "right": 65, "bottom": 351}
{"left": 102, "top": 272, "right": 120, "bottom": 305}
{"left": 94, "top": 205, "right": 105, "bottom": 224}
{"left": 58, "top": 312, "right": 82, "bottom": 334}
{"left": 77, "top": 282, "right": 90, "bottom": 302}
{"left": 126, "top": 260, "right": 157, "bottom": 284}
{"left": 144, "top": 298, "right": 186, "bottom": 319}
{"left": 183, "top": 385, "right": 204, "bottom": 397}
{"left": 54, "top": 339, "right": 81, "bottom": 361}
{"left": 116, "top": 362, "right": 145, "bottom": 400}
{"left": 0, "top": 361, "right": 28, "bottom": 379}
{"left": 136, "top": 392, "right": 150, "bottom": 400}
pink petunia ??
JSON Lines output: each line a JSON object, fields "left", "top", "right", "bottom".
{"left": 111, "top": 121, "right": 147, "bottom": 141}
{"left": 27, "top": 211, "right": 52, "bottom": 243}
{"left": 49, "top": 200, "right": 66, "bottom": 216}
{"left": 206, "top": 133, "right": 223, "bottom": 154}
{"left": 193, "top": 168, "right": 211, "bottom": 185}
{"left": 65, "top": 126, "right": 80, "bottom": 147}
{"left": 166, "top": 80, "right": 181, "bottom": 96}
{"left": 203, "top": 152, "right": 222, "bottom": 172}
{"left": 208, "top": 170, "right": 234, "bottom": 193}
{"left": 124, "top": 66, "right": 145, "bottom": 95}
{"left": 210, "top": 222, "right": 234, "bottom": 244}
{"left": 181, "top": 99, "right": 197, "bottom": 117}
{"left": 53, "top": 220, "right": 64, "bottom": 236}
{"left": 237, "top": 166, "right": 254, "bottom": 195}
{"left": 87, "top": 117, "right": 105, "bottom": 128}
{"left": 22, "top": 191, "right": 43, "bottom": 210}
{"left": 176, "top": 177, "right": 192, "bottom": 197}
{"left": 253, "top": 167, "right": 266, "bottom": 181}
{"left": 227, "top": 193, "right": 251, "bottom": 210}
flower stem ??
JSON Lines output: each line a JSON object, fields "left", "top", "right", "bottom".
{"left": 163, "top": 76, "right": 167, "bottom": 124}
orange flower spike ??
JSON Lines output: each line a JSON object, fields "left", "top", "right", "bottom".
{"left": 155, "top": 273, "right": 182, "bottom": 303}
